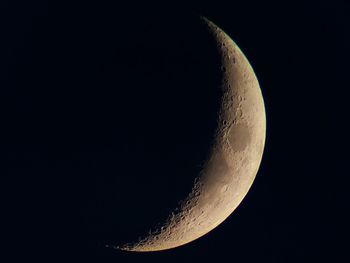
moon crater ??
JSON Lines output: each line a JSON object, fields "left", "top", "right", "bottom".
{"left": 227, "top": 123, "right": 251, "bottom": 152}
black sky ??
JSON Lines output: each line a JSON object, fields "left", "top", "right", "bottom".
{"left": 1, "top": 1, "right": 349, "bottom": 262}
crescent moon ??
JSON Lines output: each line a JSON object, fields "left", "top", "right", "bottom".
{"left": 117, "top": 17, "right": 266, "bottom": 252}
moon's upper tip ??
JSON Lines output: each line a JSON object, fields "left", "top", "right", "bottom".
{"left": 199, "top": 16, "right": 210, "bottom": 24}
{"left": 198, "top": 16, "right": 218, "bottom": 32}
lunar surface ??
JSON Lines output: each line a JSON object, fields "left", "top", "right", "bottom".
{"left": 117, "top": 17, "right": 266, "bottom": 252}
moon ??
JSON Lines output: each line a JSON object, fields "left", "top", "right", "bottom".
{"left": 117, "top": 17, "right": 266, "bottom": 252}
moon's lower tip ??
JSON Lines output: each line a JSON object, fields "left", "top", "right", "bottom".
{"left": 111, "top": 243, "right": 167, "bottom": 253}
{"left": 109, "top": 244, "right": 140, "bottom": 252}
{"left": 104, "top": 244, "right": 129, "bottom": 251}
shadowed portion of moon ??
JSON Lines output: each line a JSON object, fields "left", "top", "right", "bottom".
{"left": 117, "top": 17, "right": 266, "bottom": 252}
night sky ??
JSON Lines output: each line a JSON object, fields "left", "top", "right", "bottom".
{"left": 1, "top": 1, "right": 349, "bottom": 262}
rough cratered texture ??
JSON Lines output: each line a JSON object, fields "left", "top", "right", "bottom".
{"left": 118, "top": 18, "right": 266, "bottom": 252}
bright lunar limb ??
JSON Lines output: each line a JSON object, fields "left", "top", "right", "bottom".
{"left": 117, "top": 17, "right": 266, "bottom": 252}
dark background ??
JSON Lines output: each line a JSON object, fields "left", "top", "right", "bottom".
{"left": 1, "top": 0, "right": 349, "bottom": 262}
